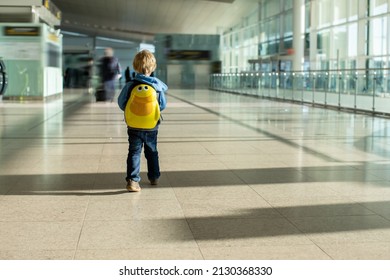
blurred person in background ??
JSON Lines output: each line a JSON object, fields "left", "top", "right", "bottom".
{"left": 99, "top": 47, "right": 121, "bottom": 101}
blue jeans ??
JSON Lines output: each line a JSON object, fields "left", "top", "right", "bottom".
{"left": 126, "top": 129, "right": 160, "bottom": 182}
{"left": 103, "top": 80, "right": 116, "bottom": 101}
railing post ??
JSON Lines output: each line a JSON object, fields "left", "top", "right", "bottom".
{"left": 354, "top": 72, "right": 358, "bottom": 111}
{"left": 268, "top": 73, "right": 271, "bottom": 98}
{"left": 373, "top": 72, "right": 376, "bottom": 112}
{"left": 258, "top": 73, "right": 262, "bottom": 97}
{"left": 292, "top": 73, "right": 295, "bottom": 102}
{"left": 261, "top": 73, "right": 265, "bottom": 98}
{"left": 283, "top": 72, "right": 286, "bottom": 101}
{"left": 338, "top": 71, "right": 342, "bottom": 109}
{"left": 312, "top": 73, "right": 316, "bottom": 105}
{"left": 324, "top": 73, "right": 328, "bottom": 107}
{"left": 301, "top": 74, "right": 304, "bottom": 103}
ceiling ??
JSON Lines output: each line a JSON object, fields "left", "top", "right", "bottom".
{"left": 53, "top": 0, "right": 259, "bottom": 43}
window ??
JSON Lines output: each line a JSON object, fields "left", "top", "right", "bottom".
{"left": 334, "top": 0, "right": 347, "bottom": 24}
{"left": 370, "top": 16, "right": 387, "bottom": 56}
{"left": 370, "top": 0, "right": 388, "bottom": 16}
{"left": 348, "top": 23, "right": 358, "bottom": 57}
{"left": 318, "top": 0, "right": 332, "bottom": 27}
{"left": 334, "top": 26, "right": 347, "bottom": 58}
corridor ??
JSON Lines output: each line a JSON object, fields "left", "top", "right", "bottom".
{"left": 1, "top": 89, "right": 390, "bottom": 259}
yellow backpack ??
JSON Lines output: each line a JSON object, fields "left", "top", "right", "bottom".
{"left": 124, "top": 83, "right": 160, "bottom": 129}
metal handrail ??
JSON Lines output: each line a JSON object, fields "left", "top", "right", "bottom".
{"left": 210, "top": 68, "right": 390, "bottom": 116}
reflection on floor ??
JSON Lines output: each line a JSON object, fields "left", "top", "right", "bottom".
{"left": 1, "top": 88, "right": 390, "bottom": 260}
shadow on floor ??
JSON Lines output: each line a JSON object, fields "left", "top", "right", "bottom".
{"left": 1, "top": 163, "right": 389, "bottom": 194}
{"left": 1, "top": 168, "right": 390, "bottom": 240}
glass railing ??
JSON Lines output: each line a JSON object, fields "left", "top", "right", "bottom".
{"left": 210, "top": 69, "right": 390, "bottom": 115}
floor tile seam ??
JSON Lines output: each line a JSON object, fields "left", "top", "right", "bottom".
{"left": 197, "top": 245, "right": 334, "bottom": 259}
{"left": 196, "top": 242, "right": 327, "bottom": 248}
{"left": 358, "top": 169, "right": 390, "bottom": 182}
{"left": 213, "top": 157, "right": 247, "bottom": 180}
{"left": 313, "top": 240, "right": 390, "bottom": 246}
{"left": 357, "top": 168, "right": 390, "bottom": 173}
{"left": 257, "top": 198, "right": 377, "bottom": 207}
{"left": 279, "top": 213, "right": 390, "bottom": 246}
{"left": 87, "top": 198, "right": 183, "bottom": 202}
{"left": 81, "top": 217, "right": 188, "bottom": 222}
{"left": 0, "top": 248, "right": 76, "bottom": 253}
{"left": 263, "top": 195, "right": 383, "bottom": 205}
{"left": 179, "top": 221, "right": 206, "bottom": 261}
{"left": 73, "top": 247, "right": 200, "bottom": 251}
{"left": 246, "top": 193, "right": 334, "bottom": 250}
{"left": 160, "top": 153, "right": 214, "bottom": 157}
{"left": 180, "top": 214, "right": 299, "bottom": 222}
{"left": 270, "top": 210, "right": 335, "bottom": 259}
{"left": 0, "top": 220, "right": 86, "bottom": 225}
{"left": 312, "top": 243, "right": 364, "bottom": 260}
{"left": 73, "top": 194, "right": 91, "bottom": 260}
{"left": 327, "top": 184, "right": 390, "bottom": 198}
{"left": 26, "top": 95, "right": 91, "bottom": 132}
{"left": 285, "top": 213, "right": 390, "bottom": 221}
{"left": 244, "top": 187, "right": 379, "bottom": 217}
{"left": 75, "top": 244, "right": 201, "bottom": 251}
{"left": 262, "top": 213, "right": 380, "bottom": 220}
{"left": 354, "top": 202, "right": 390, "bottom": 223}
{"left": 171, "top": 186, "right": 206, "bottom": 260}
{"left": 0, "top": 218, "right": 87, "bottom": 223}
{"left": 244, "top": 182, "right": 287, "bottom": 215}
{"left": 198, "top": 146, "right": 227, "bottom": 156}
{"left": 95, "top": 146, "right": 110, "bottom": 177}
{"left": 290, "top": 172, "right": 385, "bottom": 184}
{"left": 308, "top": 240, "right": 390, "bottom": 257}
{"left": 72, "top": 248, "right": 204, "bottom": 259}
{"left": 159, "top": 136, "right": 267, "bottom": 140}
{"left": 379, "top": 215, "right": 390, "bottom": 223}
{"left": 231, "top": 169, "right": 311, "bottom": 185}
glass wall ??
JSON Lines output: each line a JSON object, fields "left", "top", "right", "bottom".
{"left": 221, "top": 0, "right": 299, "bottom": 73}
{"left": 214, "top": 0, "right": 390, "bottom": 115}
{"left": 312, "top": 0, "right": 390, "bottom": 75}
{"left": 210, "top": 68, "right": 390, "bottom": 115}
{"left": 221, "top": 10, "right": 258, "bottom": 72}
{"left": 220, "top": 0, "right": 390, "bottom": 73}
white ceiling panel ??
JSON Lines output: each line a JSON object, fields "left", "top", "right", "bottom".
{"left": 53, "top": 0, "right": 259, "bottom": 42}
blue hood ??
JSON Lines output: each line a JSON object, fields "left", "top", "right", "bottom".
{"left": 118, "top": 73, "right": 168, "bottom": 112}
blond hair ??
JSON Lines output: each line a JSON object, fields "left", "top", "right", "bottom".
{"left": 133, "top": 50, "right": 156, "bottom": 75}
{"left": 104, "top": 47, "right": 114, "bottom": 57}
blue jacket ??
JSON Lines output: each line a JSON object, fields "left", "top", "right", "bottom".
{"left": 118, "top": 73, "right": 167, "bottom": 111}
{"left": 118, "top": 73, "right": 168, "bottom": 129}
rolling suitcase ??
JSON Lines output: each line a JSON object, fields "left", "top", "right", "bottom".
{"left": 95, "top": 86, "right": 107, "bottom": 101}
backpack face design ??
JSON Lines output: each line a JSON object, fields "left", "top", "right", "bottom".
{"left": 125, "top": 84, "right": 160, "bottom": 129}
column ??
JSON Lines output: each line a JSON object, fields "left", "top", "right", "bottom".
{"left": 292, "top": 0, "right": 305, "bottom": 71}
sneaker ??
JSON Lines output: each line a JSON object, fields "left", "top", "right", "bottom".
{"left": 149, "top": 179, "right": 158, "bottom": 185}
{"left": 126, "top": 180, "right": 141, "bottom": 192}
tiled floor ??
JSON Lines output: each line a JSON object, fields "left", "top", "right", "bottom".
{"left": 1, "top": 88, "right": 390, "bottom": 260}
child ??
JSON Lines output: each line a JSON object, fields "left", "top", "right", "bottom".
{"left": 118, "top": 50, "right": 168, "bottom": 192}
